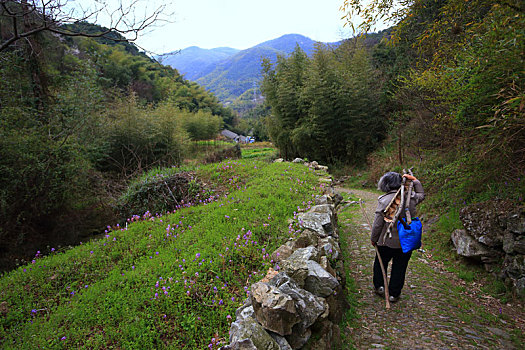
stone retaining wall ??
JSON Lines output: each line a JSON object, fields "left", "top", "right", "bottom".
{"left": 220, "top": 192, "right": 348, "bottom": 349}
{"left": 451, "top": 200, "right": 525, "bottom": 296}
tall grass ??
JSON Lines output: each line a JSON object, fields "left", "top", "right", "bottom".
{"left": 0, "top": 159, "right": 324, "bottom": 349}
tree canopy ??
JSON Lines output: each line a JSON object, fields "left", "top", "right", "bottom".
{"left": 261, "top": 43, "right": 386, "bottom": 163}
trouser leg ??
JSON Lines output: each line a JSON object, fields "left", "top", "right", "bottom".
{"left": 373, "top": 245, "right": 393, "bottom": 289}
{"left": 389, "top": 249, "right": 412, "bottom": 297}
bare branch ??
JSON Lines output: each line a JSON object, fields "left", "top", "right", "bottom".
{"left": 0, "top": 0, "right": 171, "bottom": 52}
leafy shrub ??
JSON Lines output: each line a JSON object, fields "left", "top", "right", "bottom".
{"left": 178, "top": 109, "right": 223, "bottom": 141}
{"left": 204, "top": 144, "right": 242, "bottom": 164}
{"left": 0, "top": 131, "right": 91, "bottom": 266}
{"left": 96, "top": 97, "right": 187, "bottom": 175}
{"left": 117, "top": 167, "right": 213, "bottom": 218}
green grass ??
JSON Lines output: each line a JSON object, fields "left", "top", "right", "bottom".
{"left": 337, "top": 192, "right": 361, "bottom": 350}
{"left": 241, "top": 147, "right": 276, "bottom": 160}
{"left": 434, "top": 209, "right": 463, "bottom": 233}
{"left": 420, "top": 209, "right": 515, "bottom": 300}
{"left": 193, "top": 140, "right": 232, "bottom": 146}
{"left": 0, "top": 159, "right": 324, "bottom": 349}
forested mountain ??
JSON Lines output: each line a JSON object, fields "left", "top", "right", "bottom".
{"left": 253, "top": 34, "right": 318, "bottom": 54}
{"left": 161, "top": 34, "right": 323, "bottom": 103}
{"left": 159, "top": 46, "right": 240, "bottom": 80}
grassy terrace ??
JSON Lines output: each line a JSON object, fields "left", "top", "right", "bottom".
{"left": 0, "top": 159, "right": 323, "bottom": 349}
{"left": 241, "top": 146, "right": 277, "bottom": 160}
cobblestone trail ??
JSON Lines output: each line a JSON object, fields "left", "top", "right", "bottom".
{"left": 337, "top": 188, "right": 525, "bottom": 350}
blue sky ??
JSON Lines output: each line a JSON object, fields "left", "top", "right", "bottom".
{"left": 75, "top": 0, "right": 354, "bottom": 54}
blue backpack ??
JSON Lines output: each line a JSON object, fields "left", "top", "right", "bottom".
{"left": 397, "top": 217, "right": 422, "bottom": 253}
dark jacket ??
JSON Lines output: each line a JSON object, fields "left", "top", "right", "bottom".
{"left": 371, "top": 180, "right": 425, "bottom": 249}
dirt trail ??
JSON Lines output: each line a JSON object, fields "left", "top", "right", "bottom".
{"left": 336, "top": 187, "right": 525, "bottom": 350}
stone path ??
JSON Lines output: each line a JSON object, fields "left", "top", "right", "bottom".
{"left": 337, "top": 187, "right": 525, "bottom": 350}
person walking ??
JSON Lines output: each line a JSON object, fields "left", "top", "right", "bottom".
{"left": 371, "top": 171, "right": 425, "bottom": 302}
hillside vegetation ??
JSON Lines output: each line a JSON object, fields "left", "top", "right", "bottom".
{"left": 0, "top": 1, "right": 523, "bottom": 347}
{"left": 362, "top": 0, "right": 523, "bottom": 210}
{"left": 0, "top": 18, "right": 236, "bottom": 270}
{"left": 0, "top": 159, "right": 323, "bottom": 349}
{"left": 262, "top": 0, "right": 523, "bottom": 208}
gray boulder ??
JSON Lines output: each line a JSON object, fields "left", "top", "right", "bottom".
{"left": 459, "top": 201, "right": 511, "bottom": 247}
{"left": 502, "top": 255, "right": 525, "bottom": 279}
{"left": 318, "top": 236, "right": 341, "bottom": 260}
{"left": 502, "top": 232, "right": 525, "bottom": 255}
{"left": 515, "top": 237, "right": 525, "bottom": 255}
{"left": 235, "top": 300, "right": 255, "bottom": 322}
{"left": 310, "top": 204, "right": 334, "bottom": 216}
{"left": 291, "top": 229, "right": 319, "bottom": 250}
{"left": 302, "top": 320, "right": 341, "bottom": 350}
{"left": 506, "top": 212, "right": 525, "bottom": 234}
{"left": 286, "top": 325, "right": 311, "bottom": 349}
{"left": 325, "top": 284, "right": 348, "bottom": 323}
{"left": 319, "top": 256, "right": 337, "bottom": 278}
{"left": 268, "top": 332, "right": 293, "bottom": 350}
{"left": 292, "top": 158, "right": 304, "bottom": 163}
{"left": 226, "top": 317, "right": 281, "bottom": 350}
{"left": 297, "top": 211, "right": 333, "bottom": 237}
{"left": 331, "top": 193, "right": 344, "bottom": 207}
{"left": 503, "top": 232, "right": 515, "bottom": 254}
{"left": 502, "top": 255, "right": 525, "bottom": 296}
{"left": 288, "top": 246, "right": 320, "bottom": 263}
{"left": 304, "top": 260, "right": 339, "bottom": 297}
{"left": 268, "top": 273, "right": 328, "bottom": 349}
{"left": 314, "top": 193, "right": 342, "bottom": 207}
{"left": 250, "top": 282, "right": 300, "bottom": 336}
{"left": 272, "top": 241, "right": 295, "bottom": 263}
{"left": 451, "top": 229, "right": 494, "bottom": 259}
{"left": 270, "top": 273, "right": 327, "bottom": 330}
{"left": 516, "top": 277, "right": 525, "bottom": 297}
{"left": 315, "top": 195, "right": 333, "bottom": 205}
{"left": 282, "top": 247, "right": 320, "bottom": 286}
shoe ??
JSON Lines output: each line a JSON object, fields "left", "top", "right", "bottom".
{"left": 375, "top": 286, "right": 385, "bottom": 296}
{"left": 389, "top": 295, "right": 399, "bottom": 303}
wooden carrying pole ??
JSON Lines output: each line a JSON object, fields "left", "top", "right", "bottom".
{"left": 359, "top": 199, "right": 390, "bottom": 309}
{"left": 404, "top": 169, "right": 414, "bottom": 224}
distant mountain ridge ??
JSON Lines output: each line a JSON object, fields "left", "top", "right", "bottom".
{"left": 159, "top": 34, "right": 329, "bottom": 103}
{"left": 159, "top": 46, "right": 240, "bottom": 81}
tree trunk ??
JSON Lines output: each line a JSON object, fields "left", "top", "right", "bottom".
{"left": 22, "top": 0, "right": 48, "bottom": 116}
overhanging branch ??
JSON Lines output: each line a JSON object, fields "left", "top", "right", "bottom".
{"left": 0, "top": 0, "right": 171, "bottom": 52}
